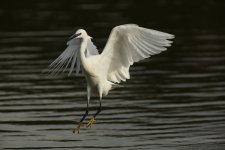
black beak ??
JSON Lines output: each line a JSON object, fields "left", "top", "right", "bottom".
{"left": 68, "top": 33, "right": 81, "bottom": 41}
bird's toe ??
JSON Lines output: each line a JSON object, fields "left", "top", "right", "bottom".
{"left": 73, "top": 122, "right": 83, "bottom": 133}
{"left": 87, "top": 117, "right": 96, "bottom": 128}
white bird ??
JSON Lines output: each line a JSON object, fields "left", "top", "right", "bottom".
{"left": 47, "top": 24, "right": 174, "bottom": 133}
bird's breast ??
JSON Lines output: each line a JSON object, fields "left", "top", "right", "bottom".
{"left": 82, "top": 67, "right": 99, "bottom": 86}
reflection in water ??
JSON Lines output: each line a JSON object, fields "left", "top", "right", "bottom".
{"left": 0, "top": 0, "right": 225, "bottom": 149}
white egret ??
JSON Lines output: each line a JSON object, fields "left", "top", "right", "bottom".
{"left": 47, "top": 24, "right": 174, "bottom": 133}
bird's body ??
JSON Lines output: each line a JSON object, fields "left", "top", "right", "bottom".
{"left": 82, "top": 60, "right": 112, "bottom": 97}
{"left": 47, "top": 24, "right": 174, "bottom": 133}
{"left": 81, "top": 50, "right": 113, "bottom": 97}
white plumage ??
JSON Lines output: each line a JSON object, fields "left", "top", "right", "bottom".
{"left": 46, "top": 24, "right": 174, "bottom": 133}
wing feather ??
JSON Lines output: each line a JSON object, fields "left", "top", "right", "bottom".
{"left": 47, "top": 38, "right": 82, "bottom": 76}
{"left": 46, "top": 36, "right": 99, "bottom": 76}
{"left": 100, "top": 24, "right": 174, "bottom": 83}
{"left": 86, "top": 38, "right": 99, "bottom": 57}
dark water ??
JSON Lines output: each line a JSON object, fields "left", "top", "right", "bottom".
{"left": 1, "top": 0, "right": 225, "bottom": 149}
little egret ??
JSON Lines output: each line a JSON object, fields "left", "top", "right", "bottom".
{"left": 47, "top": 24, "right": 174, "bottom": 133}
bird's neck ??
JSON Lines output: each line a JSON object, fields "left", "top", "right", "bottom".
{"left": 80, "top": 38, "right": 89, "bottom": 71}
{"left": 80, "top": 37, "right": 96, "bottom": 77}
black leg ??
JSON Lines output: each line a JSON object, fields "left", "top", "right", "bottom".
{"left": 73, "top": 103, "right": 89, "bottom": 133}
{"left": 80, "top": 107, "right": 89, "bottom": 122}
{"left": 87, "top": 95, "right": 102, "bottom": 128}
{"left": 94, "top": 101, "right": 102, "bottom": 118}
{"left": 87, "top": 101, "right": 102, "bottom": 128}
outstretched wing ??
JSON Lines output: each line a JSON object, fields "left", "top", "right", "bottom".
{"left": 100, "top": 24, "right": 174, "bottom": 83}
{"left": 86, "top": 38, "right": 99, "bottom": 57}
{"left": 47, "top": 36, "right": 99, "bottom": 76}
{"left": 47, "top": 38, "right": 82, "bottom": 76}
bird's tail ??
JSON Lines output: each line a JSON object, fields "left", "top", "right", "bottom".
{"left": 101, "top": 80, "right": 123, "bottom": 97}
{"left": 108, "top": 81, "right": 123, "bottom": 90}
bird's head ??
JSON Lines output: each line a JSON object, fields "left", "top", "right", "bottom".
{"left": 68, "top": 29, "right": 91, "bottom": 41}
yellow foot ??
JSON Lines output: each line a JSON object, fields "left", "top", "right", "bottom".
{"left": 73, "top": 122, "right": 83, "bottom": 133}
{"left": 87, "top": 117, "right": 96, "bottom": 128}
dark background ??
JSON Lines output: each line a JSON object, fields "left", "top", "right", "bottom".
{"left": 0, "top": 0, "right": 225, "bottom": 150}
{"left": 1, "top": 0, "right": 225, "bottom": 32}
